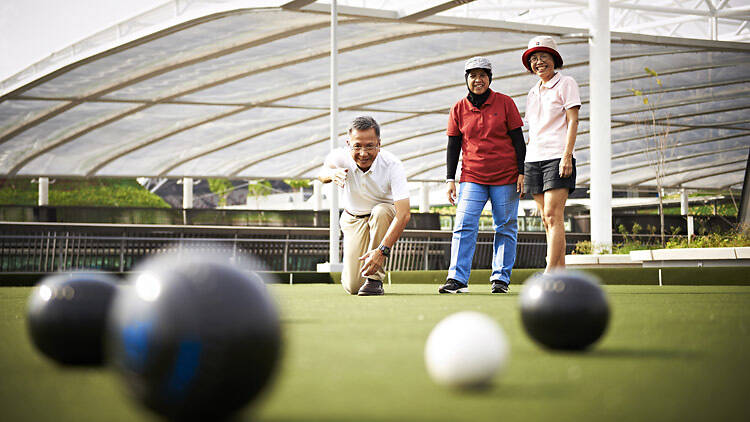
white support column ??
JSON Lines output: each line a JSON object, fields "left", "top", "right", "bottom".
{"left": 681, "top": 187, "right": 695, "bottom": 243}
{"left": 182, "top": 177, "right": 193, "bottom": 209}
{"left": 419, "top": 182, "right": 430, "bottom": 213}
{"left": 328, "top": 0, "right": 341, "bottom": 266}
{"left": 680, "top": 188, "right": 689, "bottom": 215}
{"left": 588, "top": 0, "right": 613, "bottom": 254}
{"left": 38, "top": 177, "right": 49, "bottom": 206}
{"left": 313, "top": 179, "right": 323, "bottom": 211}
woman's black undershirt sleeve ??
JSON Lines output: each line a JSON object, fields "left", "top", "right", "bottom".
{"left": 446, "top": 135, "right": 462, "bottom": 180}
{"left": 509, "top": 127, "right": 526, "bottom": 175}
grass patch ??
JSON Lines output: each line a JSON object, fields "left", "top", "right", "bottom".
{"left": 1, "top": 284, "right": 748, "bottom": 421}
{"left": 0, "top": 178, "right": 169, "bottom": 207}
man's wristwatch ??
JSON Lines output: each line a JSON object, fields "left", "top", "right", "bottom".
{"left": 378, "top": 244, "right": 391, "bottom": 258}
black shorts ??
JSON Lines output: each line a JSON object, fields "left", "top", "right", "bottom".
{"left": 524, "top": 158, "right": 576, "bottom": 195}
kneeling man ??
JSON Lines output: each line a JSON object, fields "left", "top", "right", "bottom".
{"left": 318, "top": 116, "right": 411, "bottom": 295}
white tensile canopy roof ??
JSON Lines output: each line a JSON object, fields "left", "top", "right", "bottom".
{"left": 1, "top": 0, "right": 748, "bottom": 192}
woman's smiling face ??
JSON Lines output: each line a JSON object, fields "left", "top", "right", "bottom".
{"left": 529, "top": 51, "right": 555, "bottom": 81}
{"left": 467, "top": 69, "right": 490, "bottom": 95}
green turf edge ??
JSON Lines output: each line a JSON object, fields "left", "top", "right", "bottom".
{"left": 373, "top": 267, "right": 750, "bottom": 286}
{"left": 2, "top": 267, "right": 747, "bottom": 287}
{"left": 0, "top": 271, "right": 336, "bottom": 287}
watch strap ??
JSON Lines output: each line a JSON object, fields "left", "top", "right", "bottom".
{"left": 378, "top": 244, "right": 391, "bottom": 257}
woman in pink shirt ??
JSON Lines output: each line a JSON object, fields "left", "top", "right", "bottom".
{"left": 522, "top": 36, "right": 581, "bottom": 272}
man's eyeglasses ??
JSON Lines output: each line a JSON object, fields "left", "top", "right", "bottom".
{"left": 349, "top": 145, "right": 379, "bottom": 152}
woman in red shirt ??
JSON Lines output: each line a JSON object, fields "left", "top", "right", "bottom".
{"left": 440, "top": 56, "right": 526, "bottom": 294}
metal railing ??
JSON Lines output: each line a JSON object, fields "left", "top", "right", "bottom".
{"left": 0, "top": 222, "right": 588, "bottom": 273}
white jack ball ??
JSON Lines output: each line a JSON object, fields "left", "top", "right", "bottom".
{"left": 424, "top": 311, "right": 509, "bottom": 388}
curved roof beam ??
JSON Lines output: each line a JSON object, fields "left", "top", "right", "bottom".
{"left": 179, "top": 74, "right": 749, "bottom": 179}
{"left": 9, "top": 27, "right": 470, "bottom": 175}
{"left": 591, "top": 131, "right": 750, "bottom": 164}
{"left": 142, "top": 81, "right": 748, "bottom": 179}
{"left": 6, "top": 36, "right": 719, "bottom": 179}
{"left": 166, "top": 46, "right": 718, "bottom": 176}
{"left": 226, "top": 113, "right": 429, "bottom": 178}
{"left": 150, "top": 40, "right": 553, "bottom": 175}
{"left": 575, "top": 120, "right": 750, "bottom": 155}
{"left": 561, "top": 0, "right": 750, "bottom": 19}
{"left": 0, "top": 100, "right": 74, "bottom": 139}
{"left": 0, "top": 28, "right": 712, "bottom": 165}
{"left": 0, "top": 18, "right": 450, "bottom": 144}
{"left": 0, "top": 4, "right": 748, "bottom": 181}
{"left": 576, "top": 145, "right": 750, "bottom": 184}
{"left": 404, "top": 100, "right": 749, "bottom": 178}
{"left": 0, "top": 17, "right": 333, "bottom": 142}
{"left": 18, "top": 43, "right": 709, "bottom": 109}
{"left": 398, "top": 1, "right": 478, "bottom": 21}
{"left": 0, "top": 9, "right": 277, "bottom": 99}
{"left": 305, "top": 52, "right": 744, "bottom": 117}
{"left": 606, "top": 90, "right": 750, "bottom": 118}
{"left": 87, "top": 108, "right": 326, "bottom": 176}
{"left": 406, "top": 161, "right": 445, "bottom": 180}
{"left": 627, "top": 158, "right": 747, "bottom": 186}
{"left": 290, "top": 127, "right": 448, "bottom": 178}
{"left": 7, "top": 102, "right": 149, "bottom": 176}
{"left": 675, "top": 166, "right": 746, "bottom": 186}
{"left": 409, "top": 128, "right": 750, "bottom": 183}
{"left": 399, "top": 146, "right": 447, "bottom": 162}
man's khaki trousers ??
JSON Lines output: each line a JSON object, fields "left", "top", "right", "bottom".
{"left": 339, "top": 203, "right": 396, "bottom": 294}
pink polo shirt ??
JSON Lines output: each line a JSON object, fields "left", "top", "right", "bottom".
{"left": 525, "top": 72, "right": 581, "bottom": 162}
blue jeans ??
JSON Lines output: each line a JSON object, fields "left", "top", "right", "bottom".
{"left": 448, "top": 182, "right": 519, "bottom": 286}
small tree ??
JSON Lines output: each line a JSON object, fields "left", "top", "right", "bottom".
{"left": 629, "top": 67, "right": 675, "bottom": 247}
{"left": 284, "top": 178, "right": 310, "bottom": 206}
{"left": 247, "top": 180, "right": 272, "bottom": 209}
{"left": 284, "top": 178, "right": 310, "bottom": 194}
{"left": 207, "top": 178, "right": 234, "bottom": 207}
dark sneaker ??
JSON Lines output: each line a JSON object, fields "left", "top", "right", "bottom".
{"left": 491, "top": 281, "right": 509, "bottom": 294}
{"left": 358, "top": 279, "right": 384, "bottom": 296}
{"left": 439, "top": 279, "right": 469, "bottom": 294}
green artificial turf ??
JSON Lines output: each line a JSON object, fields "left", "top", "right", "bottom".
{"left": 1, "top": 284, "right": 749, "bottom": 422}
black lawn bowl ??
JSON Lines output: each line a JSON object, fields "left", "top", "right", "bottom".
{"left": 107, "top": 253, "right": 282, "bottom": 421}
{"left": 27, "top": 272, "right": 119, "bottom": 365}
{"left": 519, "top": 271, "right": 610, "bottom": 351}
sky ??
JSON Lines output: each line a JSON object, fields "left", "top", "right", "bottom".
{"left": 0, "top": 0, "right": 165, "bottom": 82}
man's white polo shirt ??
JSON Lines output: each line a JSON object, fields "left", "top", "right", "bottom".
{"left": 323, "top": 148, "right": 409, "bottom": 216}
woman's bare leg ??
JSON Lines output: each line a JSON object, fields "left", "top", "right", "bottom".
{"left": 542, "top": 188, "right": 569, "bottom": 271}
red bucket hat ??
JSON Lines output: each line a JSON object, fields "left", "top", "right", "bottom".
{"left": 522, "top": 36, "right": 563, "bottom": 71}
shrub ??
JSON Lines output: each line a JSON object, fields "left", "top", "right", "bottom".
{"left": 0, "top": 178, "right": 169, "bottom": 207}
{"left": 573, "top": 240, "right": 592, "bottom": 255}
{"left": 666, "top": 229, "right": 750, "bottom": 249}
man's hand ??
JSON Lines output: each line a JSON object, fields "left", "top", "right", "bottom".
{"left": 517, "top": 174, "right": 524, "bottom": 195}
{"left": 446, "top": 181, "right": 457, "bottom": 205}
{"left": 330, "top": 168, "right": 349, "bottom": 187}
{"left": 359, "top": 248, "right": 385, "bottom": 277}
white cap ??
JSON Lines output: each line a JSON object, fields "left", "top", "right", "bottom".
{"left": 464, "top": 56, "right": 492, "bottom": 73}
{"left": 522, "top": 36, "right": 563, "bottom": 71}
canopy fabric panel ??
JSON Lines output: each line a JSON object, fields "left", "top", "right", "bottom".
{"left": 0, "top": 3, "right": 748, "bottom": 191}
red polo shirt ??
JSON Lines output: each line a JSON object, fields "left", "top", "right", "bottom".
{"left": 447, "top": 90, "right": 523, "bottom": 185}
